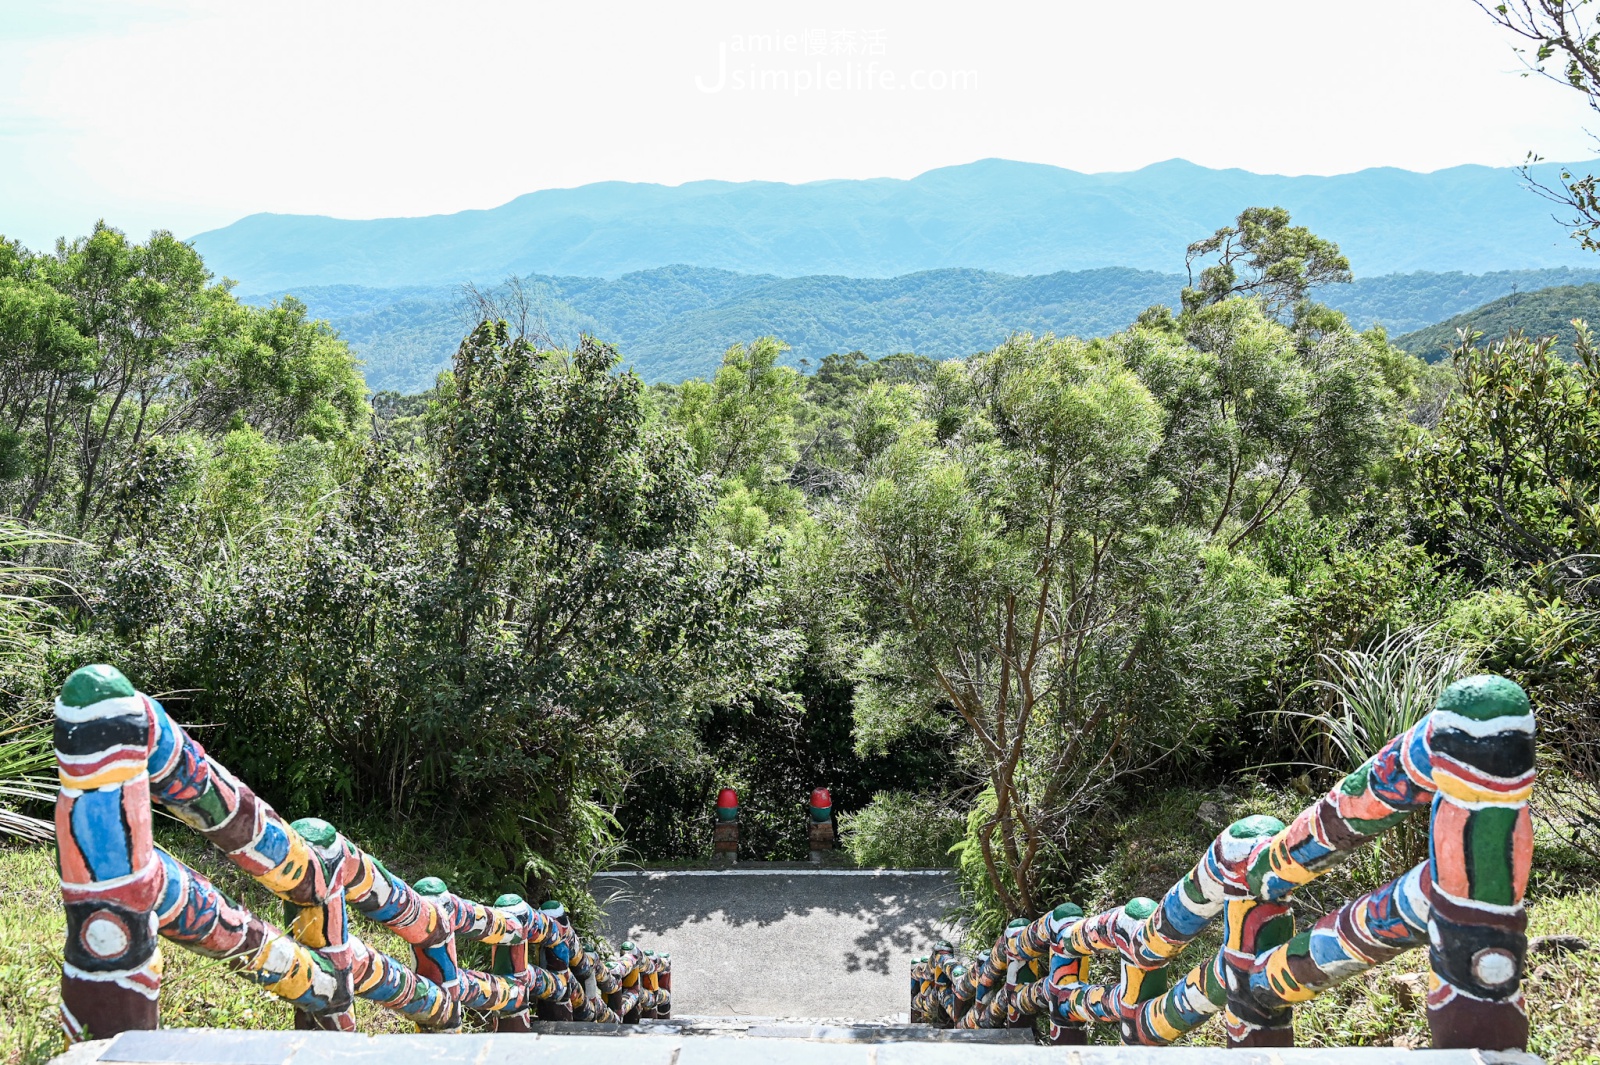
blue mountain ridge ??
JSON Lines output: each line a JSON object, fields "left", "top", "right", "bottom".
{"left": 197, "top": 158, "right": 1600, "bottom": 292}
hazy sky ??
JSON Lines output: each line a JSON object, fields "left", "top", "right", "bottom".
{"left": 2, "top": 0, "right": 1595, "bottom": 248}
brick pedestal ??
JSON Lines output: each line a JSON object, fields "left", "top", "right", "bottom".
{"left": 713, "top": 822, "right": 739, "bottom": 863}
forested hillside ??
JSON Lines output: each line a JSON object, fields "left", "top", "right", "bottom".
{"left": 194, "top": 157, "right": 1599, "bottom": 291}
{"left": 1397, "top": 282, "right": 1600, "bottom": 359}
{"left": 246, "top": 265, "right": 1600, "bottom": 391}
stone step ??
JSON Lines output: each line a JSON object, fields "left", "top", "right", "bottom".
{"left": 54, "top": 1029, "right": 1546, "bottom": 1065}
{"left": 590, "top": 868, "right": 962, "bottom": 1018}
{"left": 527, "top": 1015, "right": 1032, "bottom": 1041}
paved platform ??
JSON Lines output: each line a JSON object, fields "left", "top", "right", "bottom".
{"left": 54, "top": 1029, "right": 1547, "bottom": 1064}
{"left": 591, "top": 867, "right": 962, "bottom": 1019}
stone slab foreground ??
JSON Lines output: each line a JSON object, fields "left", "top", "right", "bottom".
{"left": 591, "top": 867, "right": 962, "bottom": 1019}
{"left": 53, "top": 1030, "right": 1547, "bottom": 1064}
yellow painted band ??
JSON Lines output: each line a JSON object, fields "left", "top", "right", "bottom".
{"left": 1266, "top": 839, "right": 1318, "bottom": 885}
{"left": 1142, "top": 927, "right": 1185, "bottom": 959}
{"left": 1263, "top": 950, "right": 1316, "bottom": 1004}
{"left": 264, "top": 951, "right": 315, "bottom": 999}
{"left": 60, "top": 764, "right": 144, "bottom": 789}
{"left": 1433, "top": 772, "right": 1533, "bottom": 806}
{"left": 1146, "top": 1004, "right": 1183, "bottom": 1041}
{"left": 347, "top": 859, "right": 376, "bottom": 899}
{"left": 258, "top": 831, "right": 314, "bottom": 896}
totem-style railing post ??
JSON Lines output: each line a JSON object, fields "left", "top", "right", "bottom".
{"left": 619, "top": 939, "right": 643, "bottom": 1023}
{"left": 534, "top": 900, "right": 574, "bottom": 1021}
{"left": 1044, "top": 903, "right": 1087, "bottom": 1045}
{"left": 604, "top": 960, "right": 626, "bottom": 1020}
{"left": 1004, "top": 911, "right": 1058, "bottom": 1032}
{"left": 714, "top": 787, "right": 739, "bottom": 864}
{"left": 928, "top": 940, "right": 958, "bottom": 1027}
{"left": 55, "top": 666, "right": 162, "bottom": 1040}
{"left": 1221, "top": 895, "right": 1294, "bottom": 1046}
{"left": 1215, "top": 815, "right": 1294, "bottom": 1047}
{"left": 1113, "top": 898, "right": 1170, "bottom": 1046}
{"left": 656, "top": 951, "right": 672, "bottom": 1018}
{"left": 285, "top": 819, "right": 357, "bottom": 1032}
{"left": 410, "top": 878, "right": 463, "bottom": 1031}
{"left": 54, "top": 664, "right": 671, "bottom": 1042}
{"left": 643, "top": 950, "right": 663, "bottom": 1018}
{"left": 913, "top": 674, "right": 1536, "bottom": 1053}
{"left": 1423, "top": 676, "right": 1534, "bottom": 1049}
{"left": 808, "top": 787, "right": 834, "bottom": 863}
{"left": 487, "top": 894, "right": 535, "bottom": 1031}
{"left": 991, "top": 917, "right": 1026, "bottom": 1024}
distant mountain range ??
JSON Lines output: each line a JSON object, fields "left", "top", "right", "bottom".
{"left": 199, "top": 158, "right": 1599, "bottom": 293}
{"left": 246, "top": 266, "right": 1600, "bottom": 392}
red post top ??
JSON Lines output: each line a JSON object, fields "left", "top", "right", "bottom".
{"left": 809, "top": 787, "right": 832, "bottom": 809}
{"left": 716, "top": 787, "right": 739, "bottom": 808}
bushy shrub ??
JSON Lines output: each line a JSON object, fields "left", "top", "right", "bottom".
{"left": 841, "top": 790, "right": 964, "bottom": 870}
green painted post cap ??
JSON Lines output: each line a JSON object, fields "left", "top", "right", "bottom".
{"left": 414, "top": 877, "right": 449, "bottom": 896}
{"left": 494, "top": 893, "right": 525, "bottom": 908}
{"left": 1052, "top": 902, "right": 1083, "bottom": 920}
{"left": 1007, "top": 918, "right": 1029, "bottom": 929}
{"left": 1124, "top": 897, "right": 1158, "bottom": 920}
{"left": 291, "top": 818, "right": 338, "bottom": 847}
{"left": 1228, "top": 815, "right": 1286, "bottom": 840}
{"left": 620, "top": 940, "right": 636, "bottom": 952}
{"left": 60, "top": 664, "right": 135, "bottom": 707}
{"left": 1436, "top": 675, "right": 1529, "bottom": 721}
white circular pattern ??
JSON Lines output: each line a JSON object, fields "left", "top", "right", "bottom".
{"left": 1472, "top": 948, "right": 1517, "bottom": 987}
{"left": 82, "top": 914, "right": 130, "bottom": 958}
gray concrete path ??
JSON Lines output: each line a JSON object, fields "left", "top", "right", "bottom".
{"left": 591, "top": 868, "right": 964, "bottom": 1019}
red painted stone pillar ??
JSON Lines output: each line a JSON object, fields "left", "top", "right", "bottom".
{"left": 808, "top": 787, "right": 834, "bottom": 863}
{"left": 714, "top": 787, "right": 739, "bottom": 864}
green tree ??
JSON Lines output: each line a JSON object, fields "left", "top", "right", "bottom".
{"left": 844, "top": 333, "right": 1280, "bottom": 914}
{"left": 1413, "top": 327, "right": 1600, "bottom": 591}
{"left": 1181, "top": 206, "right": 1352, "bottom": 315}
{"left": 673, "top": 336, "right": 800, "bottom": 482}
{"left": 1120, "top": 299, "right": 1401, "bottom": 546}
{"left": 177, "top": 326, "right": 793, "bottom": 892}
{"left": 0, "top": 226, "right": 367, "bottom": 536}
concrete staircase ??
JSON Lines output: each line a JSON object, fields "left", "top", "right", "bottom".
{"left": 48, "top": 869, "right": 1548, "bottom": 1063}
{"left": 590, "top": 866, "right": 962, "bottom": 1018}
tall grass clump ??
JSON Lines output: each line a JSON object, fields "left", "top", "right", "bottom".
{"left": 1290, "top": 626, "right": 1474, "bottom": 768}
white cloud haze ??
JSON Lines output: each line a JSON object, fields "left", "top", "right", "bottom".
{"left": 1, "top": 0, "right": 1595, "bottom": 249}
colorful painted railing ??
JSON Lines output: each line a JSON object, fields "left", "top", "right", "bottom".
{"left": 910, "top": 674, "right": 1535, "bottom": 1051}
{"left": 53, "top": 664, "right": 670, "bottom": 1042}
